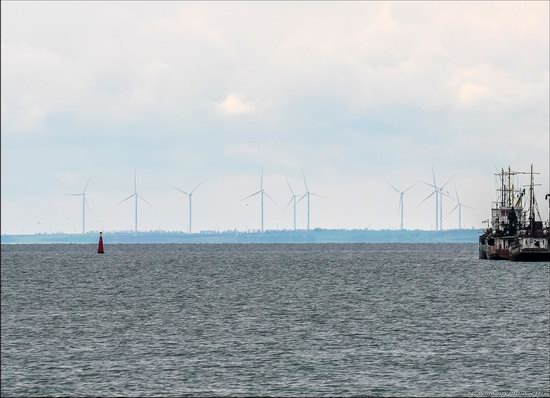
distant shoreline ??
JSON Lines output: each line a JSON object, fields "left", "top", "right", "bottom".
{"left": 1, "top": 229, "right": 480, "bottom": 244}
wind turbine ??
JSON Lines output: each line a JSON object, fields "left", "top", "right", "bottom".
{"left": 284, "top": 178, "right": 300, "bottom": 231}
{"left": 117, "top": 171, "right": 151, "bottom": 233}
{"left": 65, "top": 176, "right": 91, "bottom": 234}
{"left": 388, "top": 182, "right": 416, "bottom": 230}
{"left": 242, "top": 168, "right": 276, "bottom": 232}
{"left": 447, "top": 185, "right": 473, "bottom": 229}
{"left": 172, "top": 181, "right": 204, "bottom": 233}
{"left": 298, "top": 172, "right": 324, "bottom": 231}
{"left": 419, "top": 167, "right": 454, "bottom": 230}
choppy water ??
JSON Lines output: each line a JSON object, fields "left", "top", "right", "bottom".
{"left": 1, "top": 243, "right": 549, "bottom": 397}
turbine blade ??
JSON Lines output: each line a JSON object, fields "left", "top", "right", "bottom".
{"left": 242, "top": 190, "right": 261, "bottom": 201}
{"left": 388, "top": 183, "right": 400, "bottom": 194}
{"left": 191, "top": 180, "right": 205, "bottom": 194}
{"left": 310, "top": 192, "right": 325, "bottom": 199}
{"left": 260, "top": 168, "right": 264, "bottom": 190}
{"left": 286, "top": 177, "right": 295, "bottom": 195}
{"left": 403, "top": 182, "right": 417, "bottom": 193}
{"left": 83, "top": 176, "right": 91, "bottom": 194}
{"left": 297, "top": 192, "right": 307, "bottom": 204}
{"left": 441, "top": 174, "right": 456, "bottom": 190}
{"left": 117, "top": 193, "right": 136, "bottom": 205}
{"left": 283, "top": 197, "right": 293, "bottom": 213}
{"left": 422, "top": 181, "right": 437, "bottom": 189}
{"left": 432, "top": 166, "right": 437, "bottom": 186}
{"left": 454, "top": 184, "right": 460, "bottom": 203}
{"left": 84, "top": 197, "right": 92, "bottom": 214}
{"left": 418, "top": 190, "right": 436, "bottom": 206}
{"left": 462, "top": 204, "right": 474, "bottom": 210}
{"left": 441, "top": 191, "right": 454, "bottom": 200}
{"left": 172, "top": 185, "right": 189, "bottom": 196}
{"left": 447, "top": 204, "right": 459, "bottom": 216}
{"left": 139, "top": 195, "right": 152, "bottom": 206}
{"left": 65, "top": 193, "right": 83, "bottom": 196}
{"left": 397, "top": 199, "right": 401, "bottom": 217}
{"left": 302, "top": 171, "right": 309, "bottom": 192}
{"left": 264, "top": 191, "right": 277, "bottom": 204}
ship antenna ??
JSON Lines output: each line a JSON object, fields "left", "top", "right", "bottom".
{"left": 508, "top": 166, "right": 512, "bottom": 206}
{"left": 498, "top": 168, "right": 506, "bottom": 206}
{"left": 525, "top": 164, "right": 541, "bottom": 229}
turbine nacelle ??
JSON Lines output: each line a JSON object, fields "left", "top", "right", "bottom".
{"left": 172, "top": 180, "right": 204, "bottom": 233}
{"left": 65, "top": 176, "right": 92, "bottom": 234}
{"left": 388, "top": 182, "right": 416, "bottom": 230}
{"left": 242, "top": 168, "right": 276, "bottom": 232}
{"left": 419, "top": 167, "right": 455, "bottom": 230}
{"left": 298, "top": 172, "right": 324, "bottom": 230}
{"left": 446, "top": 185, "right": 473, "bottom": 229}
{"left": 117, "top": 171, "right": 150, "bottom": 233}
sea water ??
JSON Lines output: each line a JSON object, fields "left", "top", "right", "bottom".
{"left": 1, "top": 243, "right": 549, "bottom": 396}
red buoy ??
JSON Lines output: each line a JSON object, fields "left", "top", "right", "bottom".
{"left": 97, "top": 232, "right": 104, "bottom": 254}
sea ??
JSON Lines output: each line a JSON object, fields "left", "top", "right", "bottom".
{"left": 1, "top": 243, "right": 549, "bottom": 397}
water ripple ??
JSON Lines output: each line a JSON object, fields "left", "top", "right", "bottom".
{"left": 1, "top": 243, "right": 549, "bottom": 396}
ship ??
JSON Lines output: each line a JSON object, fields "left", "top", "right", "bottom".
{"left": 509, "top": 165, "right": 550, "bottom": 261}
{"left": 479, "top": 165, "right": 549, "bottom": 262}
{"left": 479, "top": 167, "right": 525, "bottom": 260}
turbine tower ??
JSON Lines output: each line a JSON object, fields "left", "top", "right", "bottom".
{"left": 388, "top": 182, "right": 416, "bottom": 230}
{"left": 172, "top": 181, "right": 204, "bottom": 233}
{"left": 419, "top": 167, "right": 454, "bottom": 230}
{"left": 65, "top": 176, "right": 91, "bottom": 234}
{"left": 117, "top": 171, "right": 151, "bottom": 233}
{"left": 284, "top": 178, "right": 300, "bottom": 231}
{"left": 242, "top": 168, "right": 276, "bottom": 232}
{"left": 447, "top": 185, "right": 473, "bottom": 229}
{"left": 298, "top": 172, "right": 324, "bottom": 231}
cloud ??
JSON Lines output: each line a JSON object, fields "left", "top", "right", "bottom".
{"left": 451, "top": 64, "right": 548, "bottom": 112}
{"left": 217, "top": 94, "right": 255, "bottom": 115}
{"left": 456, "top": 82, "right": 498, "bottom": 109}
{"left": 0, "top": 41, "right": 91, "bottom": 134}
{"left": 1, "top": 2, "right": 548, "bottom": 232}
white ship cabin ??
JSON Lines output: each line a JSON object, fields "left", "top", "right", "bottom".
{"left": 491, "top": 206, "right": 523, "bottom": 231}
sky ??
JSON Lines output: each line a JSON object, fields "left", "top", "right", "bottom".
{"left": 1, "top": 1, "right": 549, "bottom": 234}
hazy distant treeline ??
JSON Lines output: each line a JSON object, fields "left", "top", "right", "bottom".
{"left": 1, "top": 229, "right": 479, "bottom": 244}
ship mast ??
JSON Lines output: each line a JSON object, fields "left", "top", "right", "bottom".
{"left": 500, "top": 168, "right": 505, "bottom": 206}
{"left": 529, "top": 164, "right": 534, "bottom": 229}
{"left": 496, "top": 167, "right": 533, "bottom": 207}
{"left": 492, "top": 166, "right": 535, "bottom": 231}
{"left": 525, "top": 164, "right": 541, "bottom": 230}
{"left": 507, "top": 166, "right": 514, "bottom": 206}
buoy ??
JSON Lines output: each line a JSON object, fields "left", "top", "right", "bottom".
{"left": 97, "top": 232, "right": 104, "bottom": 254}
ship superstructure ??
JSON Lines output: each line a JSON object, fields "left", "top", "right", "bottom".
{"left": 479, "top": 165, "right": 549, "bottom": 262}
{"left": 510, "top": 165, "right": 549, "bottom": 261}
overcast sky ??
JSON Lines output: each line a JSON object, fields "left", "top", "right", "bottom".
{"left": 2, "top": 1, "right": 549, "bottom": 234}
